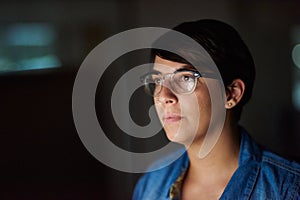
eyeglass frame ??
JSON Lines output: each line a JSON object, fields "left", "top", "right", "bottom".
{"left": 140, "top": 68, "right": 218, "bottom": 96}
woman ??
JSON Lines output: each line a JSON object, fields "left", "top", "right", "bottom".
{"left": 133, "top": 19, "right": 300, "bottom": 200}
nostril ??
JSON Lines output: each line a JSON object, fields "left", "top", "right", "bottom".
{"left": 165, "top": 99, "right": 174, "bottom": 104}
{"left": 154, "top": 85, "right": 178, "bottom": 105}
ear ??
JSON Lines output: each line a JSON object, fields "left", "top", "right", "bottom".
{"left": 225, "top": 79, "right": 245, "bottom": 109}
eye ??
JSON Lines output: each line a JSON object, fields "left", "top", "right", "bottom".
{"left": 179, "top": 74, "right": 194, "bottom": 82}
{"left": 149, "top": 74, "right": 162, "bottom": 85}
{"left": 153, "top": 78, "right": 162, "bottom": 85}
{"left": 144, "top": 74, "right": 162, "bottom": 85}
{"left": 183, "top": 75, "right": 192, "bottom": 81}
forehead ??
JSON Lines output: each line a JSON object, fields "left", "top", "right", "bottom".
{"left": 153, "top": 56, "right": 195, "bottom": 73}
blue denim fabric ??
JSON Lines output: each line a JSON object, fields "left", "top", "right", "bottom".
{"left": 133, "top": 128, "right": 300, "bottom": 200}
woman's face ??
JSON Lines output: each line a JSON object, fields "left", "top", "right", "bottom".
{"left": 153, "top": 56, "right": 212, "bottom": 146}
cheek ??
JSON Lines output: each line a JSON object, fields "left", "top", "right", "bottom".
{"left": 154, "top": 101, "right": 164, "bottom": 120}
{"left": 179, "top": 95, "right": 200, "bottom": 115}
{"left": 194, "top": 84, "right": 211, "bottom": 112}
{"left": 180, "top": 90, "right": 211, "bottom": 128}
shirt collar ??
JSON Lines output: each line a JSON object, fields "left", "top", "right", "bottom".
{"left": 165, "top": 127, "right": 262, "bottom": 199}
{"left": 238, "top": 126, "right": 262, "bottom": 166}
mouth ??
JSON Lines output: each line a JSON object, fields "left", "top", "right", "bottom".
{"left": 163, "top": 114, "right": 183, "bottom": 123}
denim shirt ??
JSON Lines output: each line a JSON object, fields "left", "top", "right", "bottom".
{"left": 133, "top": 129, "right": 300, "bottom": 200}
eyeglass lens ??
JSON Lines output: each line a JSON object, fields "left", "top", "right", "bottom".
{"left": 144, "top": 71, "right": 198, "bottom": 96}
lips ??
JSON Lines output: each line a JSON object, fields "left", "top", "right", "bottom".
{"left": 163, "top": 113, "right": 182, "bottom": 123}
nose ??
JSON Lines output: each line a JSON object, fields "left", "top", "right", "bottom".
{"left": 155, "top": 84, "right": 178, "bottom": 105}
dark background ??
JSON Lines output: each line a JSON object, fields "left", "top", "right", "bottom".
{"left": 1, "top": 0, "right": 300, "bottom": 199}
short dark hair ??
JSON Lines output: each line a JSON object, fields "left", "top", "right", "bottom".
{"left": 151, "top": 19, "right": 256, "bottom": 120}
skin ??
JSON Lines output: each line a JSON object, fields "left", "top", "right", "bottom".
{"left": 153, "top": 56, "right": 245, "bottom": 200}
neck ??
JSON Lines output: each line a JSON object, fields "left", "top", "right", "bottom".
{"left": 185, "top": 113, "right": 240, "bottom": 185}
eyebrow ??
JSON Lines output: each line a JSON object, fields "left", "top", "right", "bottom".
{"left": 153, "top": 64, "right": 197, "bottom": 73}
{"left": 179, "top": 64, "right": 197, "bottom": 70}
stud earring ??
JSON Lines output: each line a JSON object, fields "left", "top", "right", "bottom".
{"left": 228, "top": 102, "right": 233, "bottom": 107}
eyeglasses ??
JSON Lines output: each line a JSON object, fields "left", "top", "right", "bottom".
{"left": 140, "top": 69, "right": 215, "bottom": 96}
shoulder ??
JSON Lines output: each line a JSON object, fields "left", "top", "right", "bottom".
{"left": 132, "top": 148, "right": 188, "bottom": 200}
{"left": 240, "top": 128, "right": 300, "bottom": 177}
{"left": 261, "top": 150, "right": 300, "bottom": 176}
{"left": 255, "top": 149, "right": 300, "bottom": 198}
{"left": 238, "top": 128, "right": 300, "bottom": 199}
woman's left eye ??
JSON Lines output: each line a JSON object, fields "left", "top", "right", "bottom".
{"left": 181, "top": 75, "right": 193, "bottom": 81}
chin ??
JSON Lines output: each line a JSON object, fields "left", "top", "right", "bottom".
{"left": 165, "top": 129, "right": 195, "bottom": 145}
{"left": 164, "top": 128, "right": 178, "bottom": 141}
